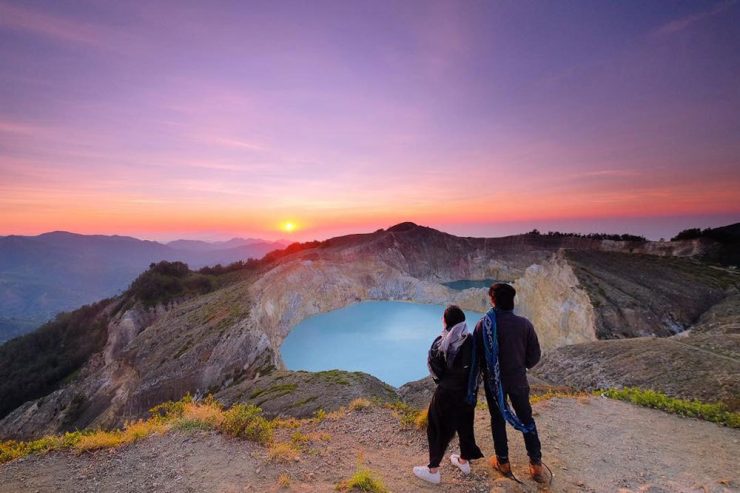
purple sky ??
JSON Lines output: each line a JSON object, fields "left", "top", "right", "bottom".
{"left": 1, "top": 0, "right": 739, "bottom": 241}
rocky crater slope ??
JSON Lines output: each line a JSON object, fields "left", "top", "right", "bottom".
{"left": 0, "top": 223, "right": 737, "bottom": 440}
{"left": 534, "top": 293, "right": 740, "bottom": 407}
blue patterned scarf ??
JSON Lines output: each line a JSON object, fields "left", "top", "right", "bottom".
{"left": 466, "top": 308, "right": 536, "bottom": 434}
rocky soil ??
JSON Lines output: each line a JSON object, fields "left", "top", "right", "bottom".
{"left": 1, "top": 397, "right": 737, "bottom": 493}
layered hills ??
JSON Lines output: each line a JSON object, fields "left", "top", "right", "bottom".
{"left": 1, "top": 222, "right": 737, "bottom": 441}
{"left": 0, "top": 232, "right": 287, "bottom": 342}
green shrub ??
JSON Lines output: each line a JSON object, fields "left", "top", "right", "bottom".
{"left": 220, "top": 404, "right": 273, "bottom": 444}
{"left": 602, "top": 387, "right": 740, "bottom": 428}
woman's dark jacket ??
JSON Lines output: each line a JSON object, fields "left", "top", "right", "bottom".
{"left": 428, "top": 334, "right": 474, "bottom": 394}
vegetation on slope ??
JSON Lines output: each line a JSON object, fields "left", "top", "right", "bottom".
{"left": 0, "top": 299, "right": 112, "bottom": 418}
{"left": 526, "top": 229, "right": 647, "bottom": 242}
{"left": 602, "top": 388, "right": 739, "bottom": 428}
{"left": 0, "top": 261, "right": 245, "bottom": 421}
{"left": 671, "top": 222, "right": 740, "bottom": 266}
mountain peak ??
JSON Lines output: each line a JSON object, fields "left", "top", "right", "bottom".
{"left": 386, "top": 222, "right": 422, "bottom": 232}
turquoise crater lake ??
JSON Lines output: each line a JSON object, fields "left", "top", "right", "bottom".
{"left": 280, "top": 301, "right": 486, "bottom": 387}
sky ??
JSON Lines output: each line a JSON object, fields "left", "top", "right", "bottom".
{"left": 1, "top": 0, "right": 739, "bottom": 241}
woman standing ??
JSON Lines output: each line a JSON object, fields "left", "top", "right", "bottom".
{"left": 413, "top": 305, "right": 484, "bottom": 484}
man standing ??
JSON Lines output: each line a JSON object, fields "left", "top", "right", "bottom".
{"left": 470, "top": 283, "right": 545, "bottom": 482}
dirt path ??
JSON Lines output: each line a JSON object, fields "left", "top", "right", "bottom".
{"left": 1, "top": 397, "right": 737, "bottom": 492}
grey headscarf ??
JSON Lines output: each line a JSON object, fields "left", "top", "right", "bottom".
{"left": 438, "top": 321, "right": 469, "bottom": 366}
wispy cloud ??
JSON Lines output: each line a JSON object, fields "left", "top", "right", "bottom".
{"left": 651, "top": 1, "right": 736, "bottom": 37}
{"left": 207, "top": 137, "right": 267, "bottom": 152}
{"left": 0, "top": 1, "right": 100, "bottom": 45}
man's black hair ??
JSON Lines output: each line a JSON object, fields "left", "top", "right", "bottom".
{"left": 489, "top": 283, "right": 516, "bottom": 310}
{"left": 443, "top": 304, "right": 466, "bottom": 330}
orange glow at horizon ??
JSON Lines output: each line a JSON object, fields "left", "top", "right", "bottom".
{"left": 280, "top": 221, "right": 297, "bottom": 233}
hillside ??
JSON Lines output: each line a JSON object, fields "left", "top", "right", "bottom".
{"left": 0, "top": 222, "right": 737, "bottom": 441}
{"left": 533, "top": 293, "right": 740, "bottom": 408}
{"left": 1, "top": 396, "right": 737, "bottom": 492}
{"left": 0, "top": 232, "right": 286, "bottom": 341}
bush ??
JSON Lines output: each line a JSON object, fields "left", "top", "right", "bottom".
{"left": 220, "top": 404, "right": 273, "bottom": 444}
{"left": 414, "top": 409, "right": 428, "bottom": 430}
{"left": 128, "top": 261, "right": 215, "bottom": 308}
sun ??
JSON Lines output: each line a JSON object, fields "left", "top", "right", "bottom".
{"left": 281, "top": 221, "right": 297, "bottom": 233}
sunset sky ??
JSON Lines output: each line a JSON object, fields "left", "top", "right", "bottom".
{"left": 1, "top": 0, "right": 739, "bottom": 241}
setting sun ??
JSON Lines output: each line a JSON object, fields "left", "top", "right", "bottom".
{"left": 281, "top": 221, "right": 297, "bottom": 233}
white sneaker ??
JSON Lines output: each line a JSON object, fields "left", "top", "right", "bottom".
{"left": 450, "top": 454, "right": 471, "bottom": 474}
{"left": 413, "top": 465, "right": 441, "bottom": 484}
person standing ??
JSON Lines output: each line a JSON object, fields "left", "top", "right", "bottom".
{"left": 470, "top": 283, "right": 545, "bottom": 483}
{"left": 413, "top": 305, "right": 484, "bottom": 484}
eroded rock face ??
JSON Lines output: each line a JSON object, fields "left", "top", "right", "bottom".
{"left": 514, "top": 252, "right": 598, "bottom": 350}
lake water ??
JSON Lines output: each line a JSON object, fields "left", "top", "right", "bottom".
{"left": 280, "top": 301, "right": 486, "bottom": 387}
{"left": 441, "top": 278, "right": 501, "bottom": 290}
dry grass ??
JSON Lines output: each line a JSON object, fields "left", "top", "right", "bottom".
{"left": 268, "top": 441, "right": 301, "bottom": 463}
{"left": 290, "top": 431, "right": 310, "bottom": 446}
{"left": 0, "top": 395, "right": 270, "bottom": 464}
{"left": 530, "top": 389, "right": 590, "bottom": 405}
{"left": 277, "top": 473, "right": 291, "bottom": 488}
{"left": 74, "top": 420, "right": 167, "bottom": 452}
{"left": 272, "top": 417, "right": 303, "bottom": 429}
{"left": 310, "top": 431, "right": 332, "bottom": 442}
{"left": 349, "top": 398, "right": 371, "bottom": 411}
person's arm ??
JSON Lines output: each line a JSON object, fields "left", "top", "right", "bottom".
{"left": 524, "top": 320, "right": 541, "bottom": 369}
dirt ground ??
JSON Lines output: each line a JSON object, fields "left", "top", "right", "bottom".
{"left": 1, "top": 397, "right": 737, "bottom": 493}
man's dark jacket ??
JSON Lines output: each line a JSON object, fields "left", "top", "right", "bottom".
{"left": 473, "top": 309, "right": 541, "bottom": 391}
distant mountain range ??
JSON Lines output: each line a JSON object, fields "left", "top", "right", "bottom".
{"left": 0, "top": 232, "right": 289, "bottom": 342}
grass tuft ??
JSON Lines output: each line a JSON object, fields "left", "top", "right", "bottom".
{"left": 349, "top": 398, "right": 371, "bottom": 411}
{"left": 336, "top": 466, "right": 388, "bottom": 492}
{"left": 277, "top": 473, "right": 291, "bottom": 488}
{"left": 268, "top": 441, "right": 301, "bottom": 463}
{"left": 313, "top": 408, "right": 327, "bottom": 422}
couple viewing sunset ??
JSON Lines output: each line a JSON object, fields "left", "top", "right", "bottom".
{"left": 414, "top": 283, "right": 546, "bottom": 485}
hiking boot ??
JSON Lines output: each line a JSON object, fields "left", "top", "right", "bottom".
{"left": 489, "top": 456, "right": 511, "bottom": 475}
{"left": 529, "top": 462, "right": 546, "bottom": 483}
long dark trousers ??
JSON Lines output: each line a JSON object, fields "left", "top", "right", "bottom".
{"left": 484, "top": 384, "right": 542, "bottom": 464}
{"left": 426, "top": 388, "right": 484, "bottom": 468}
